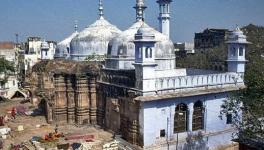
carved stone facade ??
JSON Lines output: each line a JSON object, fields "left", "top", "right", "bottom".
{"left": 27, "top": 60, "right": 142, "bottom": 146}
{"left": 27, "top": 60, "right": 100, "bottom": 125}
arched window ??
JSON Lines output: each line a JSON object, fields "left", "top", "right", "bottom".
{"left": 174, "top": 103, "right": 188, "bottom": 133}
{"left": 192, "top": 101, "right": 204, "bottom": 131}
{"left": 145, "top": 47, "right": 152, "bottom": 58}
{"left": 239, "top": 47, "right": 244, "bottom": 56}
{"left": 145, "top": 48, "right": 148, "bottom": 58}
{"left": 138, "top": 48, "right": 142, "bottom": 59}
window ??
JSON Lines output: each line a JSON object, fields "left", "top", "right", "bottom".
{"left": 239, "top": 47, "right": 243, "bottom": 56}
{"left": 45, "top": 51, "right": 48, "bottom": 56}
{"left": 226, "top": 114, "right": 232, "bottom": 124}
{"left": 174, "top": 103, "right": 188, "bottom": 133}
{"left": 231, "top": 47, "right": 236, "bottom": 56}
{"left": 160, "top": 129, "right": 166, "bottom": 137}
{"left": 138, "top": 48, "right": 142, "bottom": 59}
{"left": 13, "top": 80, "right": 15, "bottom": 86}
{"left": 193, "top": 101, "right": 204, "bottom": 131}
{"left": 145, "top": 47, "right": 152, "bottom": 58}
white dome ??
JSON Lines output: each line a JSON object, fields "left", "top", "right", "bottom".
{"left": 70, "top": 18, "right": 121, "bottom": 61}
{"left": 55, "top": 32, "right": 79, "bottom": 59}
{"left": 227, "top": 27, "right": 250, "bottom": 44}
{"left": 105, "top": 21, "right": 175, "bottom": 70}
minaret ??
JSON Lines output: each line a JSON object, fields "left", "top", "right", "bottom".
{"left": 99, "top": 0, "right": 104, "bottom": 19}
{"left": 134, "top": 0, "right": 147, "bottom": 22}
{"left": 157, "top": 0, "right": 172, "bottom": 38}
{"left": 226, "top": 26, "right": 250, "bottom": 73}
{"left": 133, "top": 24, "right": 157, "bottom": 95}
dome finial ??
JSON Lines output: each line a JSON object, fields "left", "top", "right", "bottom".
{"left": 134, "top": 0, "right": 147, "bottom": 22}
{"left": 74, "top": 20, "right": 78, "bottom": 32}
{"left": 99, "top": 0, "right": 104, "bottom": 19}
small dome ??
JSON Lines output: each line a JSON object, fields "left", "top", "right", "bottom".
{"left": 105, "top": 21, "right": 175, "bottom": 70}
{"left": 70, "top": 18, "right": 121, "bottom": 61}
{"left": 135, "top": 24, "right": 156, "bottom": 41}
{"left": 55, "top": 31, "right": 79, "bottom": 58}
{"left": 227, "top": 26, "right": 250, "bottom": 44}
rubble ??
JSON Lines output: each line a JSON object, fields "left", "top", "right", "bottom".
{"left": 0, "top": 127, "right": 11, "bottom": 135}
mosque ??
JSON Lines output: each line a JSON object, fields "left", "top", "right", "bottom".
{"left": 39, "top": 0, "right": 249, "bottom": 149}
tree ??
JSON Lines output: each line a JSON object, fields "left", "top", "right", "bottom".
{"left": 0, "top": 57, "right": 15, "bottom": 84}
{"left": 221, "top": 56, "right": 264, "bottom": 141}
{"left": 182, "top": 131, "right": 209, "bottom": 150}
{"left": 220, "top": 24, "right": 264, "bottom": 143}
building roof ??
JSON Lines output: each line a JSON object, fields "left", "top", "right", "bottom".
{"left": 134, "top": 84, "right": 245, "bottom": 102}
{"left": 105, "top": 20, "right": 175, "bottom": 70}
{"left": 31, "top": 60, "right": 100, "bottom": 75}
{"left": 0, "top": 42, "right": 15, "bottom": 49}
{"left": 70, "top": 18, "right": 121, "bottom": 60}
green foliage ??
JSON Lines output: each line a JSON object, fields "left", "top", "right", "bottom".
{"left": 183, "top": 131, "right": 209, "bottom": 150}
{"left": 0, "top": 57, "right": 15, "bottom": 73}
{"left": 221, "top": 58, "right": 264, "bottom": 142}
{"left": 0, "top": 57, "right": 15, "bottom": 84}
{"left": 177, "top": 44, "right": 227, "bottom": 69}
{"left": 220, "top": 24, "right": 264, "bottom": 142}
{"left": 178, "top": 24, "right": 264, "bottom": 142}
{"left": 84, "top": 53, "right": 105, "bottom": 62}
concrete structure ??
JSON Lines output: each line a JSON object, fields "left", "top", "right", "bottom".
{"left": 195, "top": 28, "right": 230, "bottom": 51}
{"left": 226, "top": 27, "right": 250, "bottom": 73}
{"left": 0, "top": 42, "right": 26, "bottom": 99}
{"left": 157, "top": 0, "right": 172, "bottom": 38}
{"left": 41, "top": 41, "right": 56, "bottom": 60}
{"left": 25, "top": 37, "right": 42, "bottom": 58}
{"left": 27, "top": 0, "right": 249, "bottom": 149}
{"left": 174, "top": 42, "right": 195, "bottom": 57}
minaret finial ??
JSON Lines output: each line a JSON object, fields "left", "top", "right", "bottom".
{"left": 99, "top": 0, "right": 104, "bottom": 19}
{"left": 134, "top": 0, "right": 147, "bottom": 22}
{"left": 74, "top": 20, "right": 78, "bottom": 32}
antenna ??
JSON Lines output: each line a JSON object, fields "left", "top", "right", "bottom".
{"left": 15, "top": 33, "right": 19, "bottom": 44}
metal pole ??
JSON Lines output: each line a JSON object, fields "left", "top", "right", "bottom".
{"left": 176, "top": 132, "right": 178, "bottom": 150}
{"left": 167, "top": 117, "right": 169, "bottom": 150}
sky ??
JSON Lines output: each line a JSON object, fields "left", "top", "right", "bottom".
{"left": 0, "top": 0, "right": 264, "bottom": 43}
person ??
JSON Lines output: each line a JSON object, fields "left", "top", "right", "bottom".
{"left": 0, "top": 138, "right": 3, "bottom": 149}
{"left": 0, "top": 116, "right": 4, "bottom": 126}
{"left": 55, "top": 124, "right": 58, "bottom": 133}
{"left": 11, "top": 107, "right": 16, "bottom": 119}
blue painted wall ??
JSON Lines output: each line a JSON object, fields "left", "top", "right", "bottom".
{"left": 140, "top": 92, "right": 234, "bottom": 149}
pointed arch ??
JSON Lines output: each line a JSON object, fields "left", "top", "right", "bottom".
{"left": 174, "top": 103, "right": 188, "bottom": 133}
{"left": 192, "top": 101, "right": 204, "bottom": 131}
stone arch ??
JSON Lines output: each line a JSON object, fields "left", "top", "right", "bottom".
{"left": 192, "top": 101, "right": 204, "bottom": 131}
{"left": 174, "top": 103, "right": 188, "bottom": 133}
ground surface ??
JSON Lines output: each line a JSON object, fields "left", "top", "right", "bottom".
{"left": 0, "top": 100, "right": 113, "bottom": 150}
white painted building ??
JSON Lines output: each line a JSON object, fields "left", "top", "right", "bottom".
{"left": 41, "top": 41, "right": 56, "bottom": 60}
{"left": 26, "top": 37, "right": 42, "bottom": 59}
{"left": 0, "top": 42, "right": 26, "bottom": 99}
{"left": 100, "top": 0, "right": 249, "bottom": 149}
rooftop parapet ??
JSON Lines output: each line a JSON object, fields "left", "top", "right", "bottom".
{"left": 155, "top": 72, "right": 244, "bottom": 92}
